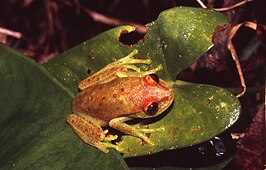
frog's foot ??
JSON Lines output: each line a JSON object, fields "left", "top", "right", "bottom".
{"left": 116, "top": 49, "right": 163, "bottom": 77}
{"left": 103, "top": 129, "right": 118, "bottom": 142}
{"left": 93, "top": 141, "right": 123, "bottom": 153}
{"left": 114, "top": 49, "right": 152, "bottom": 66}
{"left": 86, "top": 132, "right": 122, "bottom": 153}
{"left": 109, "top": 117, "right": 165, "bottom": 146}
{"left": 134, "top": 125, "right": 166, "bottom": 133}
{"left": 111, "top": 49, "right": 164, "bottom": 77}
{"left": 133, "top": 126, "right": 166, "bottom": 145}
{"left": 100, "top": 49, "right": 151, "bottom": 71}
{"left": 100, "top": 142, "right": 124, "bottom": 153}
{"left": 78, "top": 49, "right": 156, "bottom": 90}
{"left": 116, "top": 64, "right": 163, "bottom": 78}
{"left": 102, "top": 130, "right": 123, "bottom": 152}
{"left": 67, "top": 114, "right": 123, "bottom": 153}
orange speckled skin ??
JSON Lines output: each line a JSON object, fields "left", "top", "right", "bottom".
{"left": 73, "top": 76, "right": 174, "bottom": 125}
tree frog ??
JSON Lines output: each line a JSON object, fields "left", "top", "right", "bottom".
{"left": 67, "top": 49, "right": 174, "bottom": 153}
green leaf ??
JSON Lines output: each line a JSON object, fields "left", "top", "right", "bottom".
{"left": 44, "top": 7, "right": 228, "bottom": 92}
{"left": 0, "top": 44, "right": 128, "bottom": 169}
{"left": 118, "top": 81, "right": 240, "bottom": 157}
{"left": 0, "top": 6, "right": 239, "bottom": 168}
{"left": 140, "top": 6, "right": 228, "bottom": 80}
{"left": 44, "top": 7, "right": 238, "bottom": 157}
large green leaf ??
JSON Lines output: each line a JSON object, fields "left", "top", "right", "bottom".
{"left": 44, "top": 7, "right": 228, "bottom": 92}
{"left": 0, "top": 6, "right": 240, "bottom": 168}
{"left": 118, "top": 81, "right": 240, "bottom": 157}
{"left": 44, "top": 7, "right": 239, "bottom": 157}
{"left": 0, "top": 45, "right": 128, "bottom": 169}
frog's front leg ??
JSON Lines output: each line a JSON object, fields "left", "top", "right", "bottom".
{"left": 67, "top": 114, "right": 121, "bottom": 153}
{"left": 109, "top": 117, "right": 165, "bottom": 146}
{"left": 116, "top": 64, "right": 163, "bottom": 78}
{"left": 79, "top": 49, "right": 152, "bottom": 90}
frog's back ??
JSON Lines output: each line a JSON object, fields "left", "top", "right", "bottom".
{"left": 73, "top": 77, "right": 145, "bottom": 122}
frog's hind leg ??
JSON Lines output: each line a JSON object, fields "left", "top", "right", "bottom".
{"left": 67, "top": 114, "right": 121, "bottom": 153}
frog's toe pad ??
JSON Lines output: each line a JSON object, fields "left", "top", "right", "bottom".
{"left": 105, "top": 134, "right": 118, "bottom": 141}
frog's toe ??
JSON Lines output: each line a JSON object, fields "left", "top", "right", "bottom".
{"left": 139, "top": 126, "right": 166, "bottom": 133}
{"left": 103, "top": 129, "right": 118, "bottom": 142}
{"left": 135, "top": 131, "right": 155, "bottom": 146}
{"left": 101, "top": 142, "right": 123, "bottom": 153}
{"left": 103, "top": 129, "right": 109, "bottom": 134}
{"left": 105, "top": 134, "right": 118, "bottom": 142}
{"left": 115, "top": 146, "right": 124, "bottom": 153}
{"left": 95, "top": 143, "right": 109, "bottom": 153}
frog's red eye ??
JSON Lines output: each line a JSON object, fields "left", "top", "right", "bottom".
{"left": 144, "top": 74, "right": 159, "bottom": 86}
{"left": 143, "top": 98, "right": 159, "bottom": 115}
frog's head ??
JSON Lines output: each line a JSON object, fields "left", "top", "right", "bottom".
{"left": 135, "top": 74, "right": 174, "bottom": 119}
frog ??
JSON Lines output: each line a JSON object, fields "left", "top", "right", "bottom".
{"left": 67, "top": 49, "right": 174, "bottom": 153}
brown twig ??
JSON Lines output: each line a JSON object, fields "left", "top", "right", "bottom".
{"left": 228, "top": 22, "right": 257, "bottom": 98}
{"left": 196, "top": 0, "right": 207, "bottom": 9}
{"left": 214, "top": 0, "right": 253, "bottom": 11}
{"left": 196, "top": 0, "right": 253, "bottom": 11}
{"left": 82, "top": 7, "right": 147, "bottom": 34}
{"left": 0, "top": 27, "right": 22, "bottom": 39}
{"left": 196, "top": 0, "right": 256, "bottom": 97}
